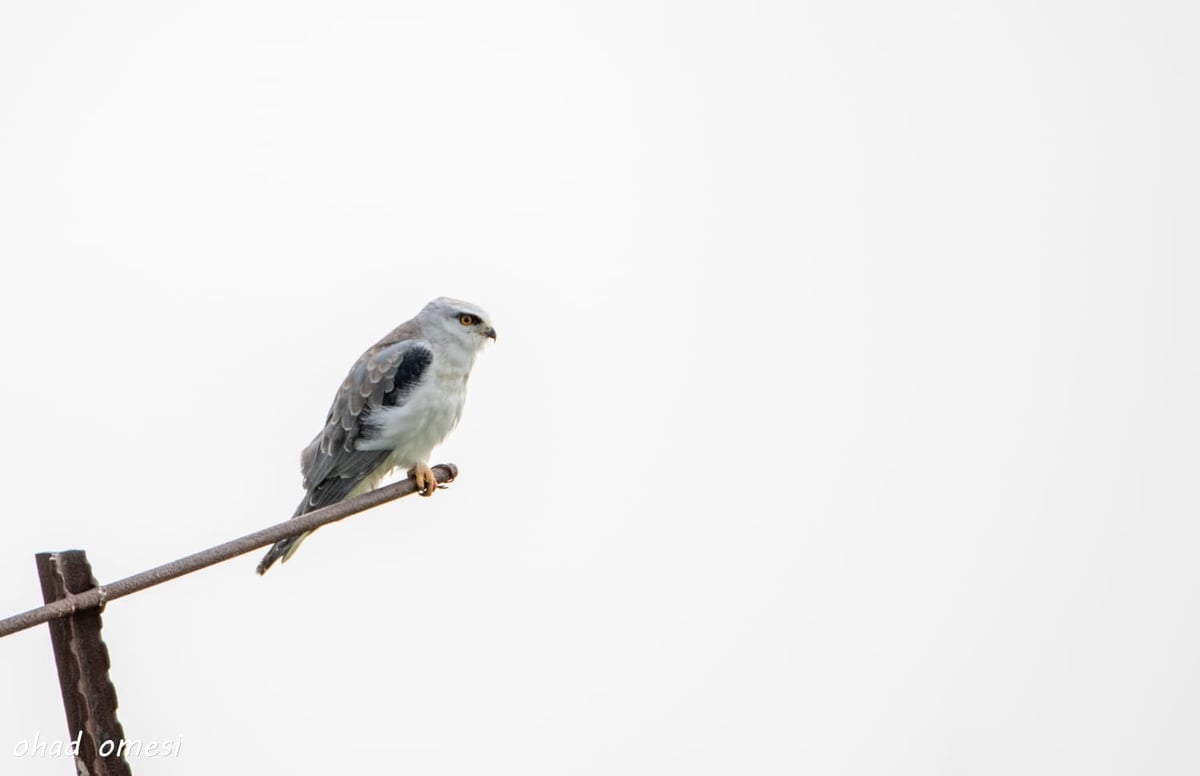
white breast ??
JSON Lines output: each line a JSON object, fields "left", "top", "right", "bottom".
{"left": 355, "top": 358, "right": 471, "bottom": 471}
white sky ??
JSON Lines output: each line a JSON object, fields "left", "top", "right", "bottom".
{"left": 1, "top": 1, "right": 1198, "bottom": 774}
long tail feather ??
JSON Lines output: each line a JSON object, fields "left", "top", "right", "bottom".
{"left": 256, "top": 499, "right": 314, "bottom": 575}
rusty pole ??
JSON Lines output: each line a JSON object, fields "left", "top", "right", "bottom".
{"left": 0, "top": 463, "right": 458, "bottom": 639}
{"left": 0, "top": 463, "right": 461, "bottom": 775}
{"left": 36, "top": 550, "right": 133, "bottom": 776}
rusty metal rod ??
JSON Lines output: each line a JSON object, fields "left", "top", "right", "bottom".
{"left": 0, "top": 463, "right": 458, "bottom": 639}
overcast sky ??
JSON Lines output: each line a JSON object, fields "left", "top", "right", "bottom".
{"left": 1, "top": 2, "right": 1198, "bottom": 774}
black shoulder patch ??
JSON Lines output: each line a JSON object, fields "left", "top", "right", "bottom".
{"left": 382, "top": 346, "right": 433, "bottom": 406}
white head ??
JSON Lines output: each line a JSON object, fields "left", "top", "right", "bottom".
{"left": 417, "top": 297, "right": 497, "bottom": 353}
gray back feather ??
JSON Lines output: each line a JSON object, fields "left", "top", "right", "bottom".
{"left": 297, "top": 319, "right": 430, "bottom": 509}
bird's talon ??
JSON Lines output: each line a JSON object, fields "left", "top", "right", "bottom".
{"left": 410, "top": 463, "right": 437, "bottom": 497}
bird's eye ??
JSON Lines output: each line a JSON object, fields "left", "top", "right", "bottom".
{"left": 458, "top": 314, "right": 475, "bottom": 326}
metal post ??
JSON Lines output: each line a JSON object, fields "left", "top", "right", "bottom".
{"left": 36, "top": 551, "right": 132, "bottom": 776}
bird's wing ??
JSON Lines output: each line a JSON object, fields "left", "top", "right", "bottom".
{"left": 296, "top": 337, "right": 434, "bottom": 512}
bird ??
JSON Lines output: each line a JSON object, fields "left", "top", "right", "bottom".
{"left": 257, "top": 297, "right": 496, "bottom": 574}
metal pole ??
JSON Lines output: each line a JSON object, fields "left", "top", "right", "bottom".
{"left": 0, "top": 463, "right": 458, "bottom": 639}
{"left": 36, "top": 551, "right": 133, "bottom": 776}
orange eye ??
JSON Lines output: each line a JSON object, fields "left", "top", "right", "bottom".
{"left": 458, "top": 314, "right": 475, "bottom": 326}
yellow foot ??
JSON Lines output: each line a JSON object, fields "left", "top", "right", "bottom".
{"left": 409, "top": 463, "right": 436, "bottom": 497}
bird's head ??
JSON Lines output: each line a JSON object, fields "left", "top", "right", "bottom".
{"left": 420, "top": 297, "right": 497, "bottom": 351}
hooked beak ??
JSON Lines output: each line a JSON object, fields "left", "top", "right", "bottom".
{"left": 484, "top": 326, "right": 497, "bottom": 341}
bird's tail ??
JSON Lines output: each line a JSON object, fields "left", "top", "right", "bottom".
{"left": 256, "top": 499, "right": 315, "bottom": 575}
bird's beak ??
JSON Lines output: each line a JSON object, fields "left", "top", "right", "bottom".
{"left": 484, "top": 326, "right": 497, "bottom": 341}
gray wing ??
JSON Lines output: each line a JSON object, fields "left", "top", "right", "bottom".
{"left": 296, "top": 337, "right": 434, "bottom": 513}
{"left": 257, "top": 323, "right": 434, "bottom": 575}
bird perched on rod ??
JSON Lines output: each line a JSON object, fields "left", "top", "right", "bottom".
{"left": 257, "top": 297, "right": 496, "bottom": 574}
